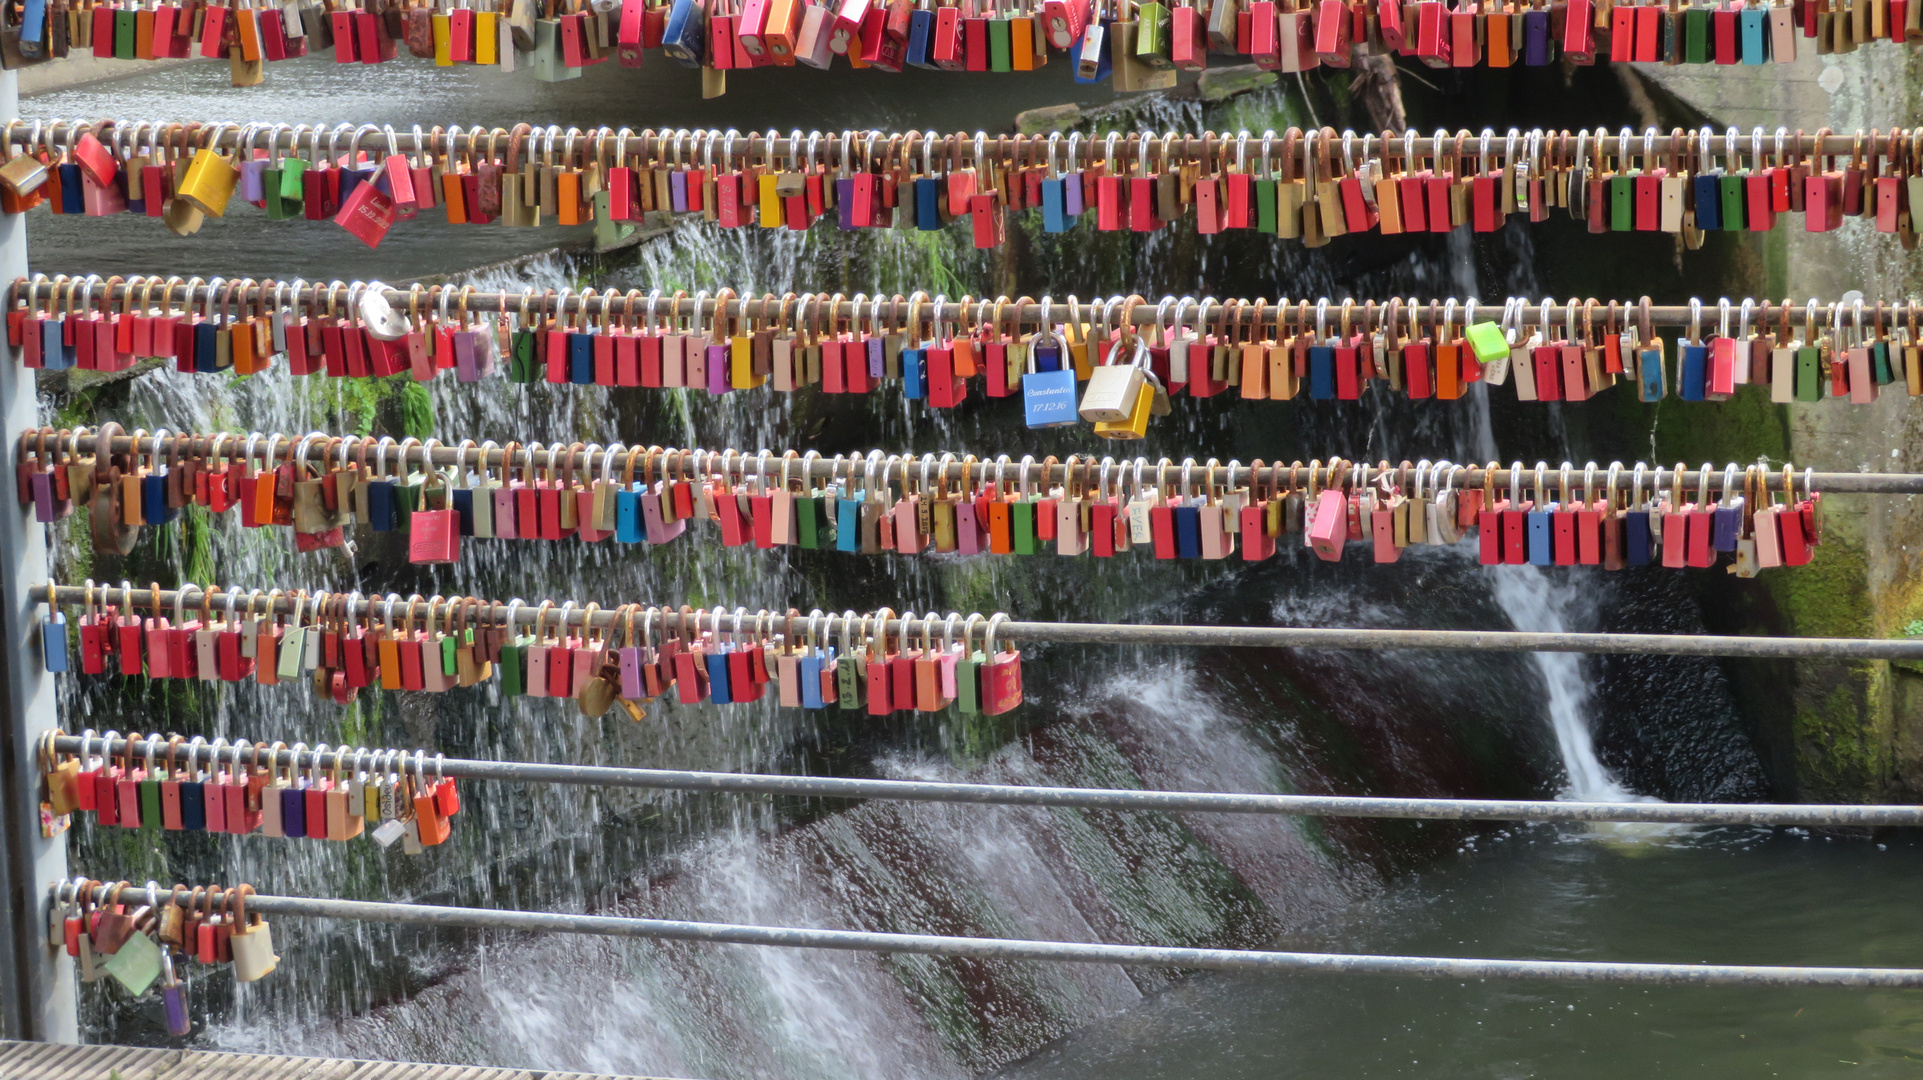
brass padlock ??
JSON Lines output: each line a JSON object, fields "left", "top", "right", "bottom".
{"left": 1080, "top": 336, "right": 1149, "bottom": 421}
{"left": 177, "top": 126, "right": 241, "bottom": 216}
{"left": 1092, "top": 377, "right": 1153, "bottom": 439}
{"left": 0, "top": 142, "right": 47, "bottom": 196}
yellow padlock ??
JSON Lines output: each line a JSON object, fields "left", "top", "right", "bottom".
{"left": 178, "top": 140, "right": 239, "bottom": 217}
{"left": 731, "top": 333, "right": 764, "bottom": 388}
{"left": 476, "top": 11, "right": 500, "bottom": 64}
{"left": 757, "top": 172, "right": 784, "bottom": 228}
{"left": 1092, "top": 378, "right": 1153, "bottom": 440}
{"left": 433, "top": 12, "right": 454, "bottom": 64}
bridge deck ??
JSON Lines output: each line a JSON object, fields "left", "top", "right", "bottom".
{"left": 0, "top": 1040, "right": 684, "bottom": 1080}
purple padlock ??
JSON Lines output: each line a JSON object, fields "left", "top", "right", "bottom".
{"left": 619, "top": 645, "right": 644, "bottom": 698}
{"left": 837, "top": 176, "right": 857, "bottom": 229}
{"left": 160, "top": 949, "right": 191, "bottom": 1037}
{"left": 1522, "top": 8, "right": 1550, "bottom": 64}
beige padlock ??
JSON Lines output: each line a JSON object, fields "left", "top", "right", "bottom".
{"left": 1079, "top": 337, "right": 1149, "bottom": 422}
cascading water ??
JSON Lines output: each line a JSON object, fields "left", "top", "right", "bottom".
{"left": 29, "top": 64, "right": 1773, "bottom": 1078}
{"left": 1486, "top": 572, "right": 1632, "bottom": 801}
{"left": 1445, "top": 226, "right": 1636, "bottom": 803}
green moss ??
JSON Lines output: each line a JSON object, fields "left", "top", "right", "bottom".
{"left": 399, "top": 380, "right": 436, "bottom": 440}
{"left": 178, "top": 505, "right": 216, "bottom": 588}
{"left": 1760, "top": 224, "right": 1790, "bottom": 300}
{"left": 1767, "top": 527, "right": 1871, "bottom": 641}
{"left": 1792, "top": 666, "right": 1891, "bottom": 800}
{"left": 62, "top": 513, "right": 94, "bottom": 582}
{"left": 302, "top": 372, "right": 384, "bottom": 435}
{"left": 1214, "top": 87, "right": 1308, "bottom": 137}
{"left": 1648, "top": 377, "right": 1791, "bottom": 467}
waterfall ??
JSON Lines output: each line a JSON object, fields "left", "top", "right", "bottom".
{"left": 1485, "top": 573, "right": 1631, "bottom": 801}
{"left": 197, "top": 660, "right": 1357, "bottom": 1080}
{"left": 1453, "top": 225, "right": 1635, "bottom": 803}
{"left": 35, "top": 73, "right": 1718, "bottom": 1068}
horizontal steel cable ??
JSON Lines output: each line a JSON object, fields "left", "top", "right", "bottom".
{"left": 5, "top": 120, "right": 1911, "bottom": 166}
{"left": 46, "top": 881, "right": 1923, "bottom": 987}
{"left": 13, "top": 277, "right": 1920, "bottom": 332}
{"left": 31, "top": 432, "right": 1877, "bottom": 494}
{"left": 4, "top": 122, "right": 1916, "bottom": 252}
{"left": 48, "top": 733, "right": 1923, "bottom": 826}
{"left": 42, "top": 585, "right": 1923, "bottom": 660}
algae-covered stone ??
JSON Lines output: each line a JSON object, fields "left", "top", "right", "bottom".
{"left": 1197, "top": 64, "right": 1276, "bottom": 102}
{"left": 1015, "top": 104, "right": 1083, "bottom": 135}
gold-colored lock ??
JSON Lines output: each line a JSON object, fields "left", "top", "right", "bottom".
{"left": 0, "top": 145, "right": 49, "bottom": 197}
{"left": 178, "top": 124, "right": 240, "bottom": 216}
{"left": 1092, "top": 378, "right": 1153, "bottom": 440}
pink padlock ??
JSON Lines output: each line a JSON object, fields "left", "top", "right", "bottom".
{"left": 1308, "top": 487, "right": 1348, "bottom": 561}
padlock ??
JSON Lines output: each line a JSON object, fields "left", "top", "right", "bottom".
{"left": 661, "top": 0, "right": 707, "bottom": 62}
{"left": 1022, "top": 329, "right": 1079, "bottom": 426}
{"left": 178, "top": 140, "right": 240, "bottom": 217}
{"left": 227, "top": 885, "right": 277, "bottom": 981}
{"left": 1091, "top": 376, "right": 1154, "bottom": 439}
{"left": 1080, "top": 336, "right": 1149, "bottom": 421}
{"left": 794, "top": 0, "right": 836, "bottom": 63}
{"left": 1045, "top": 0, "right": 1087, "bottom": 45}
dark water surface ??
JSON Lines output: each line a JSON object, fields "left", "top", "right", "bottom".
{"left": 1003, "top": 827, "right": 1923, "bottom": 1080}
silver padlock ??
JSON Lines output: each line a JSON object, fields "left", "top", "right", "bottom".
{"left": 1079, "top": 337, "right": 1149, "bottom": 422}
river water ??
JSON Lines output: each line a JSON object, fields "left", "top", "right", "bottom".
{"left": 31, "top": 54, "right": 1923, "bottom": 1080}
{"left": 1006, "top": 827, "right": 1923, "bottom": 1080}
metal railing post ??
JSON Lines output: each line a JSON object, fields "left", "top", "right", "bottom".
{"left": 0, "top": 67, "right": 75, "bottom": 1044}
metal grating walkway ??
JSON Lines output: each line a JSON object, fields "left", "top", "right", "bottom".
{"left": 0, "top": 1040, "right": 687, "bottom": 1080}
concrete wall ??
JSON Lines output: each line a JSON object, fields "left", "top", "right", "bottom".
{"left": 1640, "top": 48, "right": 1923, "bottom": 802}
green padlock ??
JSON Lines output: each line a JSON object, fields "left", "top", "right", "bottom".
{"left": 1135, "top": 0, "right": 1173, "bottom": 67}
{"left": 279, "top": 156, "right": 308, "bottom": 201}
{"left": 1718, "top": 173, "right": 1744, "bottom": 232}
{"left": 1682, "top": 4, "right": 1708, "bottom": 61}
{"left": 396, "top": 472, "right": 422, "bottom": 529}
{"left": 531, "top": 17, "right": 584, "bottom": 81}
{"left": 593, "top": 189, "right": 637, "bottom": 249}
{"left": 1610, "top": 173, "right": 1634, "bottom": 232}
{"left": 1012, "top": 498, "right": 1036, "bottom": 554}
{"left": 100, "top": 931, "right": 162, "bottom": 997}
{"left": 509, "top": 327, "right": 538, "bottom": 383}
{"left": 957, "top": 647, "right": 982, "bottom": 714}
{"left": 113, "top": 10, "right": 136, "bottom": 58}
{"left": 1464, "top": 321, "right": 1509, "bottom": 367}
{"left": 988, "top": 14, "right": 1013, "bottom": 70}
{"left": 1795, "top": 345, "right": 1823, "bottom": 401}
{"left": 797, "top": 495, "right": 819, "bottom": 549}
{"left": 262, "top": 166, "right": 293, "bottom": 220}
{"left": 500, "top": 633, "right": 529, "bottom": 695}
{"left": 1254, "top": 177, "right": 1278, "bottom": 233}
{"left": 137, "top": 768, "right": 161, "bottom": 832}
{"left": 837, "top": 655, "right": 863, "bottom": 710}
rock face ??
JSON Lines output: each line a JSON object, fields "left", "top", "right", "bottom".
{"left": 1014, "top": 103, "right": 1086, "bottom": 135}
{"left": 1636, "top": 51, "right": 1923, "bottom": 802}
{"left": 1196, "top": 64, "right": 1278, "bottom": 101}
